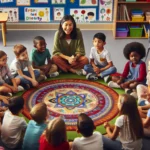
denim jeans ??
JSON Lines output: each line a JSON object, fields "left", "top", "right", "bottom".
{"left": 16, "top": 70, "right": 40, "bottom": 88}
{"left": 84, "top": 64, "right": 117, "bottom": 78}
{"left": 102, "top": 136, "right": 122, "bottom": 150}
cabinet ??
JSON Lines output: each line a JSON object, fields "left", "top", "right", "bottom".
{"left": 113, "top": 0, "right": 150, "bottom": 39}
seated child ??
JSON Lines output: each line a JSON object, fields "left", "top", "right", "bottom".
{"left": 10, "top": 44, "right": 44, "bottom": 89}
{"left": 72, "top": 113, "right": 103, "bottom": 150}
{"left": 103, "top": 94, "right": 143, "bottom": 150}
{"left": 1, "top": 96, "right": 27, "bottom": 149}
{"left": 22, "top": 102, "right": 47, "bottom": 150}
{"left": 30, "top": 36, "right": 59, "bottom": 78}
{"left": 137, "top": 60, "right": 150, "bottom": 106}
{"left": 77, "top": 32, "right": 116, "bottom": 82}
{"left": 142, "top": 108, "right": 150, "bottom": 137}
{"left": 39, "top": 117, "right": 70, "bottom": 150}
{"left": 0, "top": 50, "right": 24, "bottom": 96}
{"left": 108, "top": 42, "right": 146, "bottom": 96}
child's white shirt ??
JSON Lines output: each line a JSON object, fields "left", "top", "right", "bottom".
{"left": 1, "top": 110, "right": 27, "bottom": 148}
{"left": 89, "top": 47, "right": 112, "bottom": 67}
{"left": 10, "top": 58, "right": 31, "bottom": 75}
{"left": 72, "top": 131, "right": 103, "bottom": 150}
{"left": 115, "top": 115, "right": 142, "bottom": 150}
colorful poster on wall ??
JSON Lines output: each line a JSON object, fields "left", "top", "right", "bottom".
{"left": 24, "top": 7, "right": 50, "bottom": 22}
{"left": 70, "top": 9, "right": 96, "bottom": 22}
{"left": 34, "top": 0, "right": 48, "bottom": 3}
{"left": 51, "top": 0, "right": 66, "bottom": 4}
{"left": 0, "top": 8, "right": 19, "bottom": 22}
{"left": 17, "top": 0, "right": 30, "bottom": 6}
{"left": 79, "top": 0, "right": 98, "bottom": 6}
{"left": 0, "top": 0, "right": 13, "bottom": 3}
{"left": 99, "top": 0, "right": 113, "bottom": 21}
{"left": 53, "top": 7, "right": 64, "bottom": 21}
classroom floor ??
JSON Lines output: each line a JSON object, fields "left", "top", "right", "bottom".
{"left": 0, "top": 30, "right": 149, "bottom": 72}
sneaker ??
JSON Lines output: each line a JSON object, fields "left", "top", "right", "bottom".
{"left": 108, "top": 81, "right": 120, "bottom": 88}
{"left": 49, "top": 71, "right": 59, "bottom": 77}
{"left": 8, "top": 93, "right": 12, "bottom": 97}
{"left": 76, "top": 69, "right": 87, "bottom": 75}
{"left": 104, "top": 75, "right": 110, "bottom": 83}
{"left": 130, "top": 91, "right": 138, "bottom": 99}
{"left": 125, "top": 88, "right": 132, "bottom": 94}
{"left": 17, "top": 86, "right": 24, "bottom": 92}
{"left": 37, "top": 75, "right": 46, "bottom": 82}
{"left": 86, "top": 73, "right": 98, "bottom": 81}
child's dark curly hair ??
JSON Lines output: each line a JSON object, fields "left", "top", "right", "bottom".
{"left": 123, "top": 42, "right": 146, "bottom": 60}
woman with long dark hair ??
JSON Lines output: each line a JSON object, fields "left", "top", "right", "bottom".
{"left": 52, "top": 15, "right": 89, "bottom": 74}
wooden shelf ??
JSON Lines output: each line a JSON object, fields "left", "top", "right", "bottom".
{"left": 116, "top": 21, "right": 149, "bottom": 23}
{"left": 118, "top": 1, "right": 150, "bottom": 4}
{"left": 115, "top": 36, "right": 147, "bottom": 39}
{"left": 113, "top": 0, "right": 150, "bottom": 39}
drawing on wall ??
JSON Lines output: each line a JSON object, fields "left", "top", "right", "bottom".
{"left": 53, "top": 7, "right": 64, "bottom": 21}
{"left": 0, "top": 0, "right": 13, "bottom": 3}
{"left": 51, "top": 0, "right": 66, "bottom": 4}
{"left": 99, "top": 0, "right": 113, "bottom": 21}
{"left": 70, "top": 9, "right": 96, "bottom": 22}
{"left": 17, "top": 0, "right": 30, "bottom": 6}
{"left": 34, "top": 0, "right": 48, "bottom": 3}
{"left": 79, "top": 0, "right": 98, "bottom": 6}
{"left": 25, "top": 7, "right": 50, "bottom": 22}
{"left": 0, "top": 8, "right": 19, "bottom": 22}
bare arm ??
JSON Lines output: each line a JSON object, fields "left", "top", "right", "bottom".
{"left": 100, "top": 61, "right": 113, "bottom": 72}
{"left": 104, "top": 122, "right": 120, "bottom": 140}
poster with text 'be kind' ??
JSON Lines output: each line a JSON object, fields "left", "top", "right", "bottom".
{"left": 24, "top": 7, "right": 50, "bottom": 22}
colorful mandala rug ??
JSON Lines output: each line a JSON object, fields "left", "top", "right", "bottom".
{"left": 22, "top": 79, "right": 119, "bottom": 131}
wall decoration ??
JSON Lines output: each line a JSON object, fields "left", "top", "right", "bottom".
{"left": 17, "top": 0, "right": 30, "bottom": 6}
{"left": 0, "top": 0, "right": 13, "bottom": 3}
{"left": 70, "top": 8, "right": 96, "bottom": 22}
{"left": 24, "top": 7, "right": 50, "bottom": 22}
{"left": 34, "top": 0, "right": 48, "bottom": 3}
{"left": 99, "top": 0, "right": 113, "bottom": 21}
{"left": 0, "top": 8, "right": 19, "bottom": 22}
{"left": 70, "top": 0, "right": 75, "bottom": 3}
{"left": 79, "top": 0, "right": 98, "bottom": 6}
{"left": 53, "top": 7, "right": 64, "bottom": 21}
{"left": 51, "top": 0, "right": 66, "bottom": 4}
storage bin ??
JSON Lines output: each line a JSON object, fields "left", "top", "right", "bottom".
{"left": 126, "top": 0, "right": 136, "bottom": 2}
{"left": 116, "top": 25, "right": 128, "bottom": 37}
{"left": 129, "top": 24, "right": 143, "bottom": 37}
{"left": 131, "top": 16, "right": 144, "bottom": 21}
{"left": 146, "top": 12, "right": 150, "bottom": 21}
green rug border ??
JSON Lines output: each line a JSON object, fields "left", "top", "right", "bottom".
{"left": 17, "top": 73, "right": 124, "bottom": 140}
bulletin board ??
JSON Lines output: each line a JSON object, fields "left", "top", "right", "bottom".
{"left": 0, "top": 0, "right": 114, "bottom": 23}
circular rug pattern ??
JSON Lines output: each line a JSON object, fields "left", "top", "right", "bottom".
{"left": 22, "top": 79, "right": 119, "bottom": 130}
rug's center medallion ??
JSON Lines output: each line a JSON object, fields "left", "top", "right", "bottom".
{"left": 23, "top": 79, "right": 118, "bottom": 130}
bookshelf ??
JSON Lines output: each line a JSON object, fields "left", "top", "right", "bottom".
{"left": 113, "top": 0, "right": 150, "bottom": 39}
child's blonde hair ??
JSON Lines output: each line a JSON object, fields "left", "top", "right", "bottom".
{"left": 30, "top": 103, "right": 47, "bottom": 124}
{"left": 45, "top": 117, "right": 67, "bottom": 146}
{"left": 13, "top": 44, "right": 26, "bottom": 57}
{"left": 119, "top": 94, "right": 143, "bottom": 140}
{"left": 0, "top": 50, "right": 7, "bottom": 59}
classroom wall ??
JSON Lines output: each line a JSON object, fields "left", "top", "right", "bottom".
{"left": 0, "top": 0, "right": 114, "bottom": 30}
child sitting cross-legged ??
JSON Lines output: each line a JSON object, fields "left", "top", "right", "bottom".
{"left": 71, "top": 113, "right": 103, "bottom": 150}
{"left": 39, "top": 117, "right": 70, "bottom": 150}
{"left": 103, "top": 94, "right": 143, "bottom": 150}
{"left": 0, "top": 50, "right": 24, "bottom": 96}
{"left": 1, "top": 96, "right": 27, "bottom": 150}
{"left": 108, "top": 42, "right": 146, "bottom": 97}
{"left": 22, "top": 102, "right": 47, "bottom": 150}
{"left": 30, "top": 36, "right": 59, "bottom": 78}
{"left": 77, "top": 33, "right": 116, "bottom": 82}
{"left": 10, "top": 44, "right": 45, "bottom": 90}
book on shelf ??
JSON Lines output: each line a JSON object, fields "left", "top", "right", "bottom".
{"left": 117, "top": 4, "right": 130, "bottom": 21}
